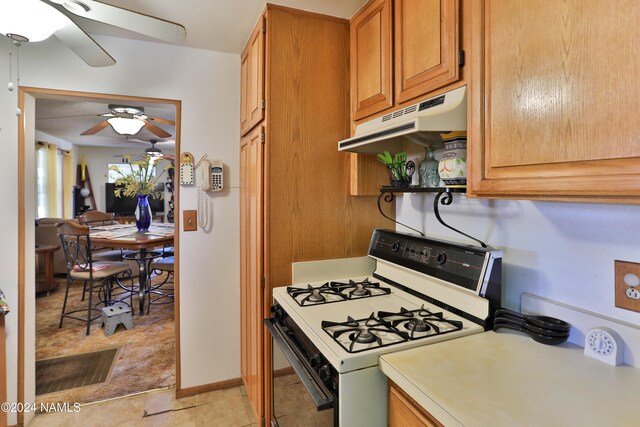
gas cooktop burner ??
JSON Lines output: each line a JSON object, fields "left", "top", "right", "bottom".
{"left": 287, "top": 278, "right": 391, "bottom": 307}
{"left": 286, "top": 283, "right": 346, "bottom": 306}
{"left": 329, "top": 278, "right": 391, "bottom": 300}
{"left": 405, "top": 318, "right": 430, "bottom": 333}
{"left": 378, "top": 306, "right": 463, "bottom": 339}
{"left": 322, "top": 313, "right": 409, "bottom": 353}
{"left": 320, "top": 306, "right": 466, "bottom": 353}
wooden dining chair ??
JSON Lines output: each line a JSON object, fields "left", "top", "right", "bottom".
{"left": 147, "top": 256, "right": 174, "bottom": 314}
{"left": 77, "top": 210, "right": 140, "bottom": 300}
{"left": 77, "top": 210, "right": 117, "bottom": 226}
{"left": 56, "top": 220, "right": 133, "bottom": 335}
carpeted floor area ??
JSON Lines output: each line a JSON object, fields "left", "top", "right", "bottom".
{"left": 35, "top": 272, "right": 175, "bottom": 406}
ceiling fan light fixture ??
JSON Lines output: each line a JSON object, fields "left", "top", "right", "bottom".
{"left": 110, "top": 105, "right": 144, "bottom": 115}
{"left": 145, "top": 140, "right": 163, "bottom": 158}
{"left": 0, "top": 0, "right": 66, "bottom": 42}
{"left": 107, "top": 117, "right": 145, "bottom": 136}
{"left": 61, "top": 0, "right": 91, "bottom": 14}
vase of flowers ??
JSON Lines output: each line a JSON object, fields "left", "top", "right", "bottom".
{"left": 109, "top": 155, "right": 172, "bottom": 232}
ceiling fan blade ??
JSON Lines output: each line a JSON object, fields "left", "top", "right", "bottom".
{"left": 143, "top": 120, "right": 172, "bottom": 138}
{"left": 81, "top": 120, "right": 109, "bottom": 135}
{"left": 62, "top": 0, "right": 186, "bottom": 44}
{"left": 147, "top": 115, "right": 175, "bottom": 126}
{"left": 41, "top": 0, "right": 115, "bottom": 66}
{"left": 143, "top": 120, "right": 171, "bottom": 138}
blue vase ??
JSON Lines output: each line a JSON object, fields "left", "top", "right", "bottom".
{"left": 135, "top": 194, "right": 152, "bottom": 231}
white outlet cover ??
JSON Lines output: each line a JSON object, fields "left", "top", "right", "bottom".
{"left": 626, "top": 288, "right": 640, "bottom": 300}
{"left": 584, "top": 327, "right": 624, "bottom": 366}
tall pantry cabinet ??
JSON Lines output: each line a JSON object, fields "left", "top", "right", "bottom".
{"left": 239, "top": 5, "right": 392, "bottom": 424}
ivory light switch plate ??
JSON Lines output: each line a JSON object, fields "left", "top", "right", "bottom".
{"left": 615, "top": 260, "right": 640, "bottom": 313}
{"left": 183, "top": 210, "right": 197, "bottom": 231}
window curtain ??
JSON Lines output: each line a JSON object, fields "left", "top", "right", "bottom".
{"left": 46, "top": 143, "right": 58, "bottom": 217}
{"left": 36, "top": 144, "right": 47, "bottom": 218}
{"left": 62, "top": 150, "right": 74, "bottom": 218}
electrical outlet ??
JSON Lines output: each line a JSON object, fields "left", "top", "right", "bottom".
{"left": 615, "top": 260, "right": 640, "bottom": 313}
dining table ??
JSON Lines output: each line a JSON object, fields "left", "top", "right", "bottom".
{"left": 89, "top": 223, "right": 174, "bottom": 315}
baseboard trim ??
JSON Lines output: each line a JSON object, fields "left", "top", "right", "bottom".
{"left": 176, "top": 377, "right": 244, "bottom": 399}
{"left": 274, "top": 366, "right": 294, "bottom": 377}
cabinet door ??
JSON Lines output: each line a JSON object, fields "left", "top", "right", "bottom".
{"left": 395, "top": 0, "right": 460, "bottom": 104}
{"left": 469, "top": 0, "right": 640, "bottom": 202}
{"left": 246, "top": 17, "right": 265, "bottom": 134}
{"left": 240, "top": 48, "right": 249, "bottom": 135}
{"left": 389, "top": 381, "right": 443, "bottom": 427}
{"left": 351, "top": 0, "right": 393, "bottom": 121}
{"left": 240, "top": 125, "right": 265, "bottom": 421}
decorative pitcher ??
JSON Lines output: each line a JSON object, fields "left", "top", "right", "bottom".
{"left": 438, "top": 132, "right": 467, "bottom": 188}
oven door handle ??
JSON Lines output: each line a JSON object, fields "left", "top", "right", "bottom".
{"left": 265, "top": 318, "right": 335, "bottom": 411}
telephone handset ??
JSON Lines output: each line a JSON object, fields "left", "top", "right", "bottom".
{"left": 196, "top": 158, "right": 224, "bottom": 229}
{"left": 198, "top": 160, "right": 211, "bottom": 228}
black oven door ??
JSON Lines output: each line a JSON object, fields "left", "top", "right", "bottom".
{"left": 265, "top": 317, "right": 337, "bottom": 427}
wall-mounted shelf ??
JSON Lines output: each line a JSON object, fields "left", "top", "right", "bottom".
{"left": 380, "top": 185, "right": 466, "bottom": 194}
{"left": 378, "top": 185, "right": 487, "bottom": 248}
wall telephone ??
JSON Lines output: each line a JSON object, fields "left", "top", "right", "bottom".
{"left": 200, "top": 159, "right": 224, "bottom": 192}
{"left": 197, "top": 159, "right": 224, "bottom": 229}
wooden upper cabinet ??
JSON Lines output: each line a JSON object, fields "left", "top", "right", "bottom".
{"left": 351, "top": 0, "right": 393, "bottom": 121}
{"left": 468, "top": 0, "right": 640, "bottom": 202}
{"left": 240, "top": 50, "right": 249, "bottom": 135}
{"left": 395, "top": 0, "right": 460, "bottom": 104}
{"left": 241, "top": 16, "right": 265, "bottom": 136}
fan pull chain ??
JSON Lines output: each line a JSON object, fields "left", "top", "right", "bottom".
{"left": 7, "top": 37, "right": 13, "bottom": 91}
{"left": 7, "top": 38, "right": 22, "bottom": 117}
{"left": 14, "top": 40, "right": 22, "bottom": 117}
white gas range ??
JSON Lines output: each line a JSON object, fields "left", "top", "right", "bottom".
{"left": 266, "top": 229, "right": 502, "bottom": 427}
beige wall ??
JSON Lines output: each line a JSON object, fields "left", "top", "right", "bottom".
{"left": 0, "top": 34, "right": 240, "bottom": 425}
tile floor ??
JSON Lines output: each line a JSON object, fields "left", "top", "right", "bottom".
{"left": 29, "top": 384, "right": 256, "bottom": 427}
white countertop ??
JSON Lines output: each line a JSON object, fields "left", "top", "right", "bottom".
{"left": 379, "top": 330, "right": 640, "bottom": 427}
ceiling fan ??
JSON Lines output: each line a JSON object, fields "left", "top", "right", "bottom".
{"left": 1, "top": 0, "right": 186, "bottom": 67}
{"left": 82, "top": 104, "right": 175, "bottom": 138}
{"left": 114, "top": 138, "right": 175, "bottom": 161}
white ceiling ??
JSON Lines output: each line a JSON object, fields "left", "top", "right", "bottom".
{"left": 34, "top": 0, "right": 366, "bottom": 150}
{"left": 80, "top": 0, "right": 367, "bottom": 54}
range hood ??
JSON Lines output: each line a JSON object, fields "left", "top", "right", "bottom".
{"left": 338, "top": 86, "right": 467, "bottom": 154}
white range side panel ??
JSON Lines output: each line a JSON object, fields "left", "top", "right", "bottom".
{"left": 340, "top": 367, "right": 388, "bottom": 427}
{"left": 0, "top": 33, "right": 241, "bottom": 415}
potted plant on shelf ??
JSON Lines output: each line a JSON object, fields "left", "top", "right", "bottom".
{"left": 377, "top": 151, "right": 415, "bottom": 187}
{"left": 109, "top": 155, "right": 172, "bottom": 231}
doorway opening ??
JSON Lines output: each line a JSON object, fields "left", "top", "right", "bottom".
{"left": 19, "top": 87, "right": 182, "bottom": 419}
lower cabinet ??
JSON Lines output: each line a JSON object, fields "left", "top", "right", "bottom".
{"left": 389, "top": 381, "right": 443, "bottom": 427}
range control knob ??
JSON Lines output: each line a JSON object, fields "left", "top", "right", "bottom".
{"left": 310, "top": 354, "right": 322, "bottom": 369}
{"left": 392, "top": 241, "right": 401, "bottom": 252}
{"left": 436, "top": 252, "right": 447, "bottom": 265}
{"left": 318, "top": 365, "right": 332, "bottom": 382}
{"left": 271, "top": 305, "right": 284, "bottom": 321}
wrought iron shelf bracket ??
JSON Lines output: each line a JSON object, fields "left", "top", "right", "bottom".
{"left": 377, "top": 186, "right": 487, "bottom": 248}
